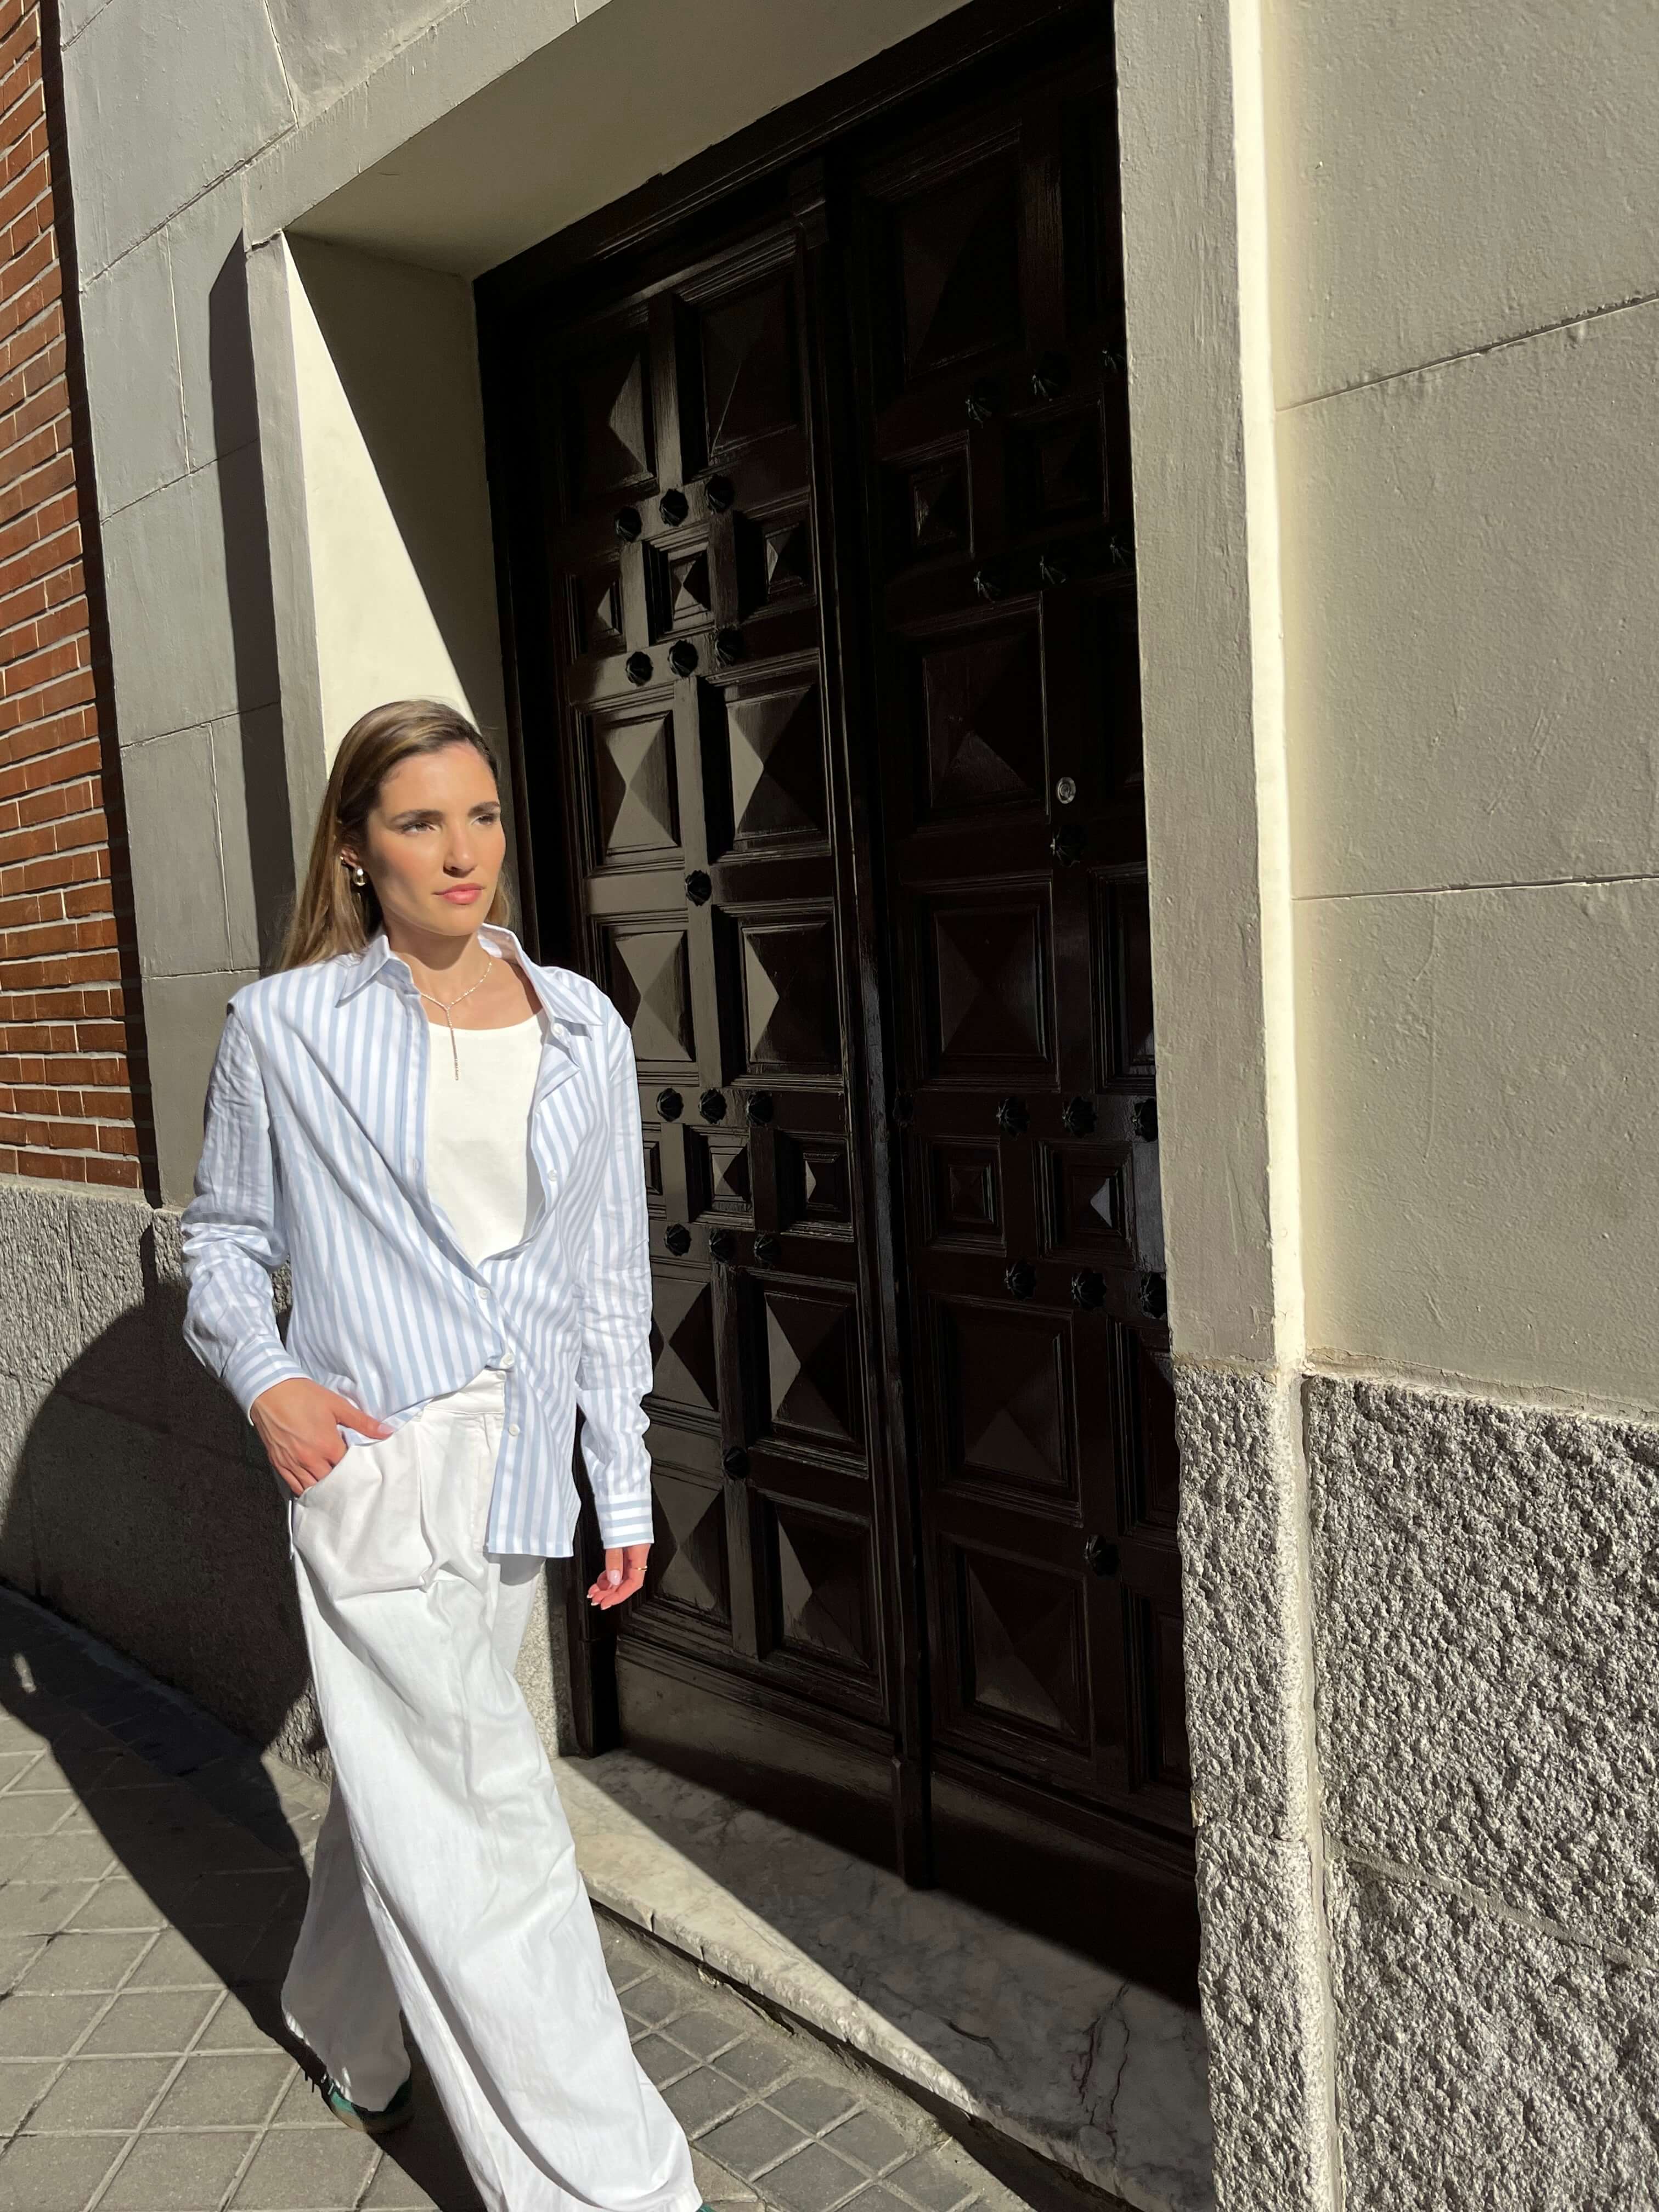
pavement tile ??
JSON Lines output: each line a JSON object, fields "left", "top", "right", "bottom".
{"left": 195, "top": 1987, "right": 285, "bottom": 2053}
{"left": 0, "top": 1933, "right": 46, "bottom": 1992}
{"left": 126, "top": 1928, "right": 244, "bottom": 1990}
{"left": 715, "top": 2036, "right": 798, "bottom": 2094}
{"left": 361, "top": 2158, "right": 442, "bottom": 2209}
{"left": 25, "top": 2053, "right": 176, "bottom": 2131}
{"left": 66, "top": 1878, "right": 169, "bottom": 1932}
{"left": 631, "top": 2030, "right": 697, "bottom": 2086}
{"left": 149, "top": 2050, "right": 294, "bottom": 2128}
{"left": 662, "top": 2063, "right": 752, "bottom": 2137}
{"left": 81, "top": 1988, "right": 219, "bottom": 2056}
{"left": 618, "top": 1971, "right": 683, "bottom": 2028}
{"left": 856, "top": 2187, "right": 966, "bottom": 2212}
{"left": 0, "top": 2129, "right": 125, "bottom": 2210}
{"left": 0, "top": 1880, "right": 97, "bottom": 1933}
{"left": 0, "top": 1991, "right": 106, "bottom": 2057}
{"left": 269, "top": 2068, "right": 336, "bottom": 2127}
{"left": 693, "top": 2144, "right": 760, "bottom": 2207}
{"left": 14, "top": 1832, "right": 120, "bottom": 1882}
{"left": 0, "top": 1836, "right": 53, "bottom": 1882}
{"left": 701, "top": 2102, "right": 815, "bottom": 2179}
{"left": 884, "top": 2151, "right": 980, "bottom": 2212}
{"left": 0, "top": 2058, "right": 57, "bottom": 2131}
{"left": 664, "top": 2004, "right": 748, "bottom": 2061}
{"left": 822, "top": 2110, "right": 916, "bottom": 2176}
{"left": 763, "top": 2141, "right": 868, "bottom": 2212}
{"left": 766, "top": 2074, "right": 864, "bottom": 2134}
{"left": 99, "top": 2127, "right": 260, "bottom": 2211}
{"left": 229, "top": 2123, "right": 379, "bottom": 2208}
{"left": 0, "top": 1791, "right": 72, "bottom": 1836}
{"left": 15, "top": 1929, "right": 154, "bottom": 1994}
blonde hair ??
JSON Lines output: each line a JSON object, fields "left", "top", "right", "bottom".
{"left": 276, "top": 699, "right": 515, "bottom": 971}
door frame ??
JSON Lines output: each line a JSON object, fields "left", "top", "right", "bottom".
{"left": 473, "top": 0, "right": 1159, "bottom": 1908}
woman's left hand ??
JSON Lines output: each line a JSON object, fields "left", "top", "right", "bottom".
{"left": 586, "top": 1544, "right": 650, "bottom": 1609}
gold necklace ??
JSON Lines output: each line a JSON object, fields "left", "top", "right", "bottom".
{"left": 413, "top": 947, "right": 494, "bottom": 1079}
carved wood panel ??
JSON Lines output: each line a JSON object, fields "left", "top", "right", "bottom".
{"left": 849, "top": 46, "right": 1189, "bottom": 1840}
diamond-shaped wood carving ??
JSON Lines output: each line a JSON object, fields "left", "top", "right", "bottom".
{"left": 651, "top": 1470, "right": 729, "bottom": 1620}
{"left": 927, "top": 895, "right": 1049, "bottom": 1074}
{"left": 921, "top": 622, "right": 1045, "bottom": 815}
{"left": 592, "top": 711, "right": 679, "bottom": 862}
{"left": 669, "top": 548, "right": 713, "bottom": 628}
{"left": 928, "top": 1142, "right": 1000, "bottom": 1243}
{"left": 741, "top": 917, "right": 840, "bottom": 1074}
{"left": 1015, "top": 411, "right": 1104, "bottom": 527}
{"left": 944, "top": 1305, "right": 1070, "bottom": 1496}
{"left": 896, "top": 159, "right": 1022, "bottom": 379}
{"left": 607, "top": 926, "right": 695, "bottom": 1066}
{"left": 650, "top": 1276, "right": 719, "bottom": 1415}
{"left": 764, "top": 518, "right": 812, "bottom": 600}
{"left": 772, "top": 1506, "right": 871, "bottom": 1669}
{"left": 707, "top": 1135, "right": 751, "bottom": 1215}
{"left": 910, "top": 458, "right": 968, "bottom": 554}
{"left": 701, "top": 278, "right": 799, "bottom": 458}
{"left": 724, "top": 680, "right": 827, "bottom": 850}
{"left": 565, "top": 337, "right": 653, "bottom": 507}
{"left": 573, "top": 565, "right": 624, "bottom": 656}
{"left": 764, "top": 1287, "right": 861, "bottom": 1448}
{"left": 958, "top": 1547, "right": 1085, "bottom": 1740}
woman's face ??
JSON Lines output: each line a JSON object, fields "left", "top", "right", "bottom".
{"left": 345, "top": 742, "right": 506, "bottom": 945}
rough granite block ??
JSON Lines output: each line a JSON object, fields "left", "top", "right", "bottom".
{"left": 1173, "top": 1364, "right": 1309, "bottom": 1836}
{"left": 1329, "top": 1858, "right": 1659, "bottom": 2212}
{"left": 1307, "top": 1373, "right": 1659, "bottom": 1962}
{"left": 1193, "top": 1824, "right": 1335, "bottom": 2212}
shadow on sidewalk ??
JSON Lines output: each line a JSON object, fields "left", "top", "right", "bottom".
{"left": 2, "top": 1285, "right": 486, "bottom": 2208}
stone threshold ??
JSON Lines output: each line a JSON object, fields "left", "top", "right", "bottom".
{"left": 550, "top": 1748, "right": 1215, "bottom": 2212}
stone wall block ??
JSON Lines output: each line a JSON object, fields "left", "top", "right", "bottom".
{"left": 27, "top": 1397, "right": 189, "bottom": 1689}
{"left": 1328, "top": 1858, "right": 1659, "bottom": 2212}
{"left": 1174, "top": 1364, "right": 1309, "bottom": 1837}
{"left": 1195, "top": 1824, "right": 1335, "bottom": 2212}
{"left": 64, "top": 1189, "right": 169, "bottom": 1431}
{"left": 1307, "top": 1373, "right": 1659, "bottom": 1964}
{"left": 0, "top": 1186, "right": 80, "bottom": 1385}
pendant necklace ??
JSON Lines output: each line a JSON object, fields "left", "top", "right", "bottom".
{"left": 414, "top": 947, "right": 494, "bottom": 1079}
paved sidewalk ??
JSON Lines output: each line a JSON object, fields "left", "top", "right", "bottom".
{"left": 0, "top": 1587, "right": 1040, "bottom": 2212}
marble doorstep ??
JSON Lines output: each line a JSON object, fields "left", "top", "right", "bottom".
{"left": 551, "top": 1748, "right": 1215, "bottom": 2212}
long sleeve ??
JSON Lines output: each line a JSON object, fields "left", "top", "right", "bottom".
{"left": 573, "top": 1005, "right": 657, "bottom": 1550}
{"left": 179, "top": 1003, "right": 308, "bottom": 1420}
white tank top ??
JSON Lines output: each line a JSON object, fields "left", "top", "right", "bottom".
{"left": 422, "top": 1008, "right": 547, "bottom": 1267}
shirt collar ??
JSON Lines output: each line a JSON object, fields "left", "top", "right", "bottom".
{"left": 334, "top": 920, "right": 591, "bottom": 1033}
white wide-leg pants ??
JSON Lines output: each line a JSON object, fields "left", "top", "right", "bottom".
{"left": 279, "top": 1366, "right": 698, "bottom": 2212}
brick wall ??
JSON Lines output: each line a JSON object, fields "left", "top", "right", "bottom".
{"left": 0, "top": 0, "right": 146, "bottom": 1190}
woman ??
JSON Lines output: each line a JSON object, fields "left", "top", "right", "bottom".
{"left": 179, "top": 699, "right": 702, "bottom": 2212}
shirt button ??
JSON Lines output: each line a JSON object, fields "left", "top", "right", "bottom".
{"left": 508, "top": 1423, "right": 521, "bottom": 1438}
{"left": 499, "top": 1351, "right": 515, "bottom": 1370}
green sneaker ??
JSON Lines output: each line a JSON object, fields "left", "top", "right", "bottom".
{"left": 318, "top": 2068, "right": 413, "bottom": 2135}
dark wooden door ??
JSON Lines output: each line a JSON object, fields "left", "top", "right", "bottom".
{"left": 844, "top": 54, "right": 1194, "bottom": 1978}
{"left": 514, "top": 201, "right": 921, "bottom": 1871}
{"left": 481, "top": 0, "right": 1197, "bottom": 1997}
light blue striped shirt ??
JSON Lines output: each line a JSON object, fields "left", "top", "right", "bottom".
{"left": 178, "top": 921, "right": 656, "bottom": 1556}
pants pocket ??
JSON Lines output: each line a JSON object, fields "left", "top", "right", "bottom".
{"left": 292, "top": 1420, "right": 436, "bottom": 1599}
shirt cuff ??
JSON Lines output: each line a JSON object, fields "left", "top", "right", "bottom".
{"left": 594, "top": 1494, "right": 657, "bottom": 1550}
{"left": 224, "top": 1338, "right": 308, "bottom": 1423}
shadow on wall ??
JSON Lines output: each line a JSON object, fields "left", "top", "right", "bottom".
{"left": 208, "top": 243, "right": 297, "bottom": 972}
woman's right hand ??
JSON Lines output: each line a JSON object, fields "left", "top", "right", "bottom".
{"left": 249, "top": 1379, "right": 394, "bottom": 1499}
